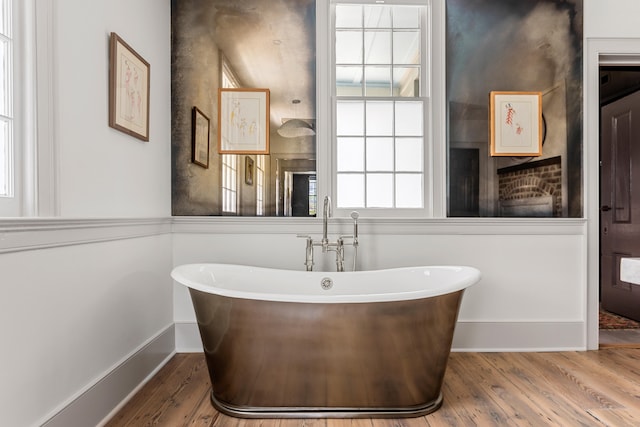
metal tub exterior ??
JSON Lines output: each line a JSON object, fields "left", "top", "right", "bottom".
{"left": 189, "top": 287, "right": 464, "bottom": 418}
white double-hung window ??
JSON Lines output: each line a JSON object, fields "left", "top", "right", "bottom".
{"left": 332, "top": 0, "right": 429, "bottom": 215}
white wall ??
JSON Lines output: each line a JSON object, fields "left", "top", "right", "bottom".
{"left": 54, "top": 0, "right": 171, "bottom": 217}
{"left": 0, "top": 226, "right": 173, "bottom": 427}
{"left": 0, "top": 0, "right": 173, "bottom": 426}
{"left": 173, "top": 218, "right": 587, "bottom": 352}
{"left": 584, "top": 0, "right": 640, "bottom": 38}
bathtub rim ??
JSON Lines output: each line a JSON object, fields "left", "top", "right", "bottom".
{"left": 171, "top": 263, "right": 481, "bottom": 304}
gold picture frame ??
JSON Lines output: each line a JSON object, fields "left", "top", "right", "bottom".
{"left": 108, "top": 32, "right": 150, "bottom": 141}
{"left": 218, "top": 88, "right": 270, "bottom": 154}
{"left": 489, "top": 91, "right": 542, "bottom": 157}
{"left": 192, "top": 106, "right": 210, "bottom": 168}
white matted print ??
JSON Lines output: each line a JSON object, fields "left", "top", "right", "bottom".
{"left": 218, "top": 88, "right": 270, "bottom": 154}
{"left": 490, "top": 91, "right": 542, "bottom": 157}
{"left": 109, "top": 32, "right": 150, "bottom": 141}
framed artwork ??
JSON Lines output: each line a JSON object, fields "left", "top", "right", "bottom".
{"left": 109, "top": 32, "right": 150, "bottom": 141}
{"left": 218, "top": 88, "right": 270, "bottom": 154}
{"left": 245, "top": 156, "right": 254, "bottom": 185}
{"left": 489, "top": 91, "right": 543, "bottom": 157}
{"left": 192, "top": 107, "right": 210, "bottom": 168}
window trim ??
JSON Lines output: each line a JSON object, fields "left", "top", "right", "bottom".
{"left": 322, "top": 0, "right": 444, "bottom": 218}
{"left": 0, "top": 0, "right": 17, "bottom": 212}
{"left": 0, "top": 0, "right": 58, "bottom": 217}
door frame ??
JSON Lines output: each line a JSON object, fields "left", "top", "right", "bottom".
{"left": 586, "top": 39, "right": 640, "bottom": 349}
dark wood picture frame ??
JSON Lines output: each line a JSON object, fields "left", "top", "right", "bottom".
{"left": 108, "top": 32, "right": 150, "bottom": 141}
{"left": 192, "top": 106, "right": 210, "bottom": 168}
{"left": 245, "top": 156, "right": 254, "bottom": 185}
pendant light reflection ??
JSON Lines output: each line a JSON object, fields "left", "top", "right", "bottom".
{"left": 277, "top": 99, "right": 316, "bottom": 138}
{"left": 277, "top": 118, "right": 316, "bottom": 138}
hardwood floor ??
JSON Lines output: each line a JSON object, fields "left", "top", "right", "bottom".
{"left": 105, "top": 350, "right": 640, "bottom": 427}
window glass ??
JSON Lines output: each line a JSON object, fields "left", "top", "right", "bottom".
{"left": 366, "top": 137, "right": 394, "bottom": 171}
{"left": 0, "top": 0, "right": 13, "bottom": 200}
{"left": 395, "top": 137, "right": 423, "bottom": 171}
{"left": 337, "top": 137, "right": 364, "bottom": 171}
{"left": 366, "top": 173, "right": 393, "bottom": 207}
{"left": 395, "top": 174, "right": 422, "bottom": 207}
{"left": 364, "top": 30, "right": 391, "bottom": 64}
{"left": 336, "top": 30, "right": 362, "bottom": 64}
{"left": 337, "top": 174, "right": 365, "bottom": 207}
{"left": 365, "top": 101, "right": 393, "bottom": 136}
{"left": 336, "top": 101, "right": 364, "bottom": 135}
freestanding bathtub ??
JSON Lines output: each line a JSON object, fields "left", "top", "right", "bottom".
{"left": 171, "top": 263, "right": 481, "bottom": 419}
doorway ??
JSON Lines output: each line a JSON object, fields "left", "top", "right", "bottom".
{"left": 283, "top": 171, "right": 317, "bottom": 217}
{"left": 599, "top": 66, "right": 640, "bottom": 346}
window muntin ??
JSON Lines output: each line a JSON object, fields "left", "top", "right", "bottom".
{"left": 334, "top": 1, "right": 427, "bottom": 211}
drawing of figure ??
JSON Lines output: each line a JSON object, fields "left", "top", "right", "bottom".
{"left": 121, "top": 58, "right": 143, "bottom": 126}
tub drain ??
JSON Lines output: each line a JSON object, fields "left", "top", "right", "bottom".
{"left": 321, "top": 277, "right": 333, "bottom": 290}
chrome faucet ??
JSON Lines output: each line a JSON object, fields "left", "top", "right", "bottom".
{"left": 297, "top": 196, "right": 359, "bottom": 272}
{"left": 321, "top": 195, "right": 332, "bottom": 252}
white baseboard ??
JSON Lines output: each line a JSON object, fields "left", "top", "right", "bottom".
{"left": 41, "top": 325, "right": 175, "bottom": 427}
{"left": 175, "top": 320, "right": 587, "bottom": 353}
{"left": 452, "top": 320, "right": 586, "bottom": 352}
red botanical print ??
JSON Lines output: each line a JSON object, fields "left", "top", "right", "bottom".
{"left": 505, "top": 103, "right": 515, "bottom": 126}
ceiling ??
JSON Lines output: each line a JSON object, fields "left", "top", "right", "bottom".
{"left": 208, "top": 0, "right": 316, "bottom": 130}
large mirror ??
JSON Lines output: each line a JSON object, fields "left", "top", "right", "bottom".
{"left": 171, "top": 0, "right": 317, "bottom": 216}
{"left": 446, "top": 0, "right": 583, "bottom": 218}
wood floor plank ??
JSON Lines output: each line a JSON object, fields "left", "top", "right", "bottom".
{"left": 435, "top": 354, "right": 517, "bottom": 426}
{"left": 480, "top": 352, "right": 596, "bottom": 425}
{"left": 106, "top": 350, "right": 640, "bottom": 427}
{"left": 211, "top": 413, "right": 242, "bottom": 427}
{"left": 374, "top": 417, "right": 428, "bottom": 427}
{"left": 520, "top": 352, "right": 620, "bottom": 411}
{"left": 104, "top": 354, "right": 192, "bottom": 426}
{"left": 452, "top": 352, "right": 546, "bottom": 426}
{"left": 185, "top": 387, "right": 219, "bottom": 426}
{"left": 587, "top": 408, "right": 640, "bottom": 427}
{"left": 123, "top": 353, "right": 210, "bottom": 427}
{"left": 541, "top": 350, "right": 640, "bottom": 412}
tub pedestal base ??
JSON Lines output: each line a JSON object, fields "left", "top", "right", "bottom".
{"left": 211, "top": 391, "right": 444, "bottom": 419}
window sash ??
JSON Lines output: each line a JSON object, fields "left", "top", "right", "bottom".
{"left": 332, "top": 0, "right": 429, "bottom": 214}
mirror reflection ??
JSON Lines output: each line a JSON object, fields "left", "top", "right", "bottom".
{"left": 171, "top": 0, "right": 317, "bottom": 216}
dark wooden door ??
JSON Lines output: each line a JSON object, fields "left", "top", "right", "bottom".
{"left": 601, "top": 90, "right": 640, "bottom": 321}
{"left": 449, "top": 148, "right": 479, "bottom": 216}
{"left": 291, "top": 173, "right": 311, "bottom": 217}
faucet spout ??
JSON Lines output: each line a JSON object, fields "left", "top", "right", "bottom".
{"left": 322, "top": 196, "right": 332, "bottom": 250}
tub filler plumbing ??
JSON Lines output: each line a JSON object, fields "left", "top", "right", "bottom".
{"left": 298, "top": 196, "right": 359, "bottom": 272}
